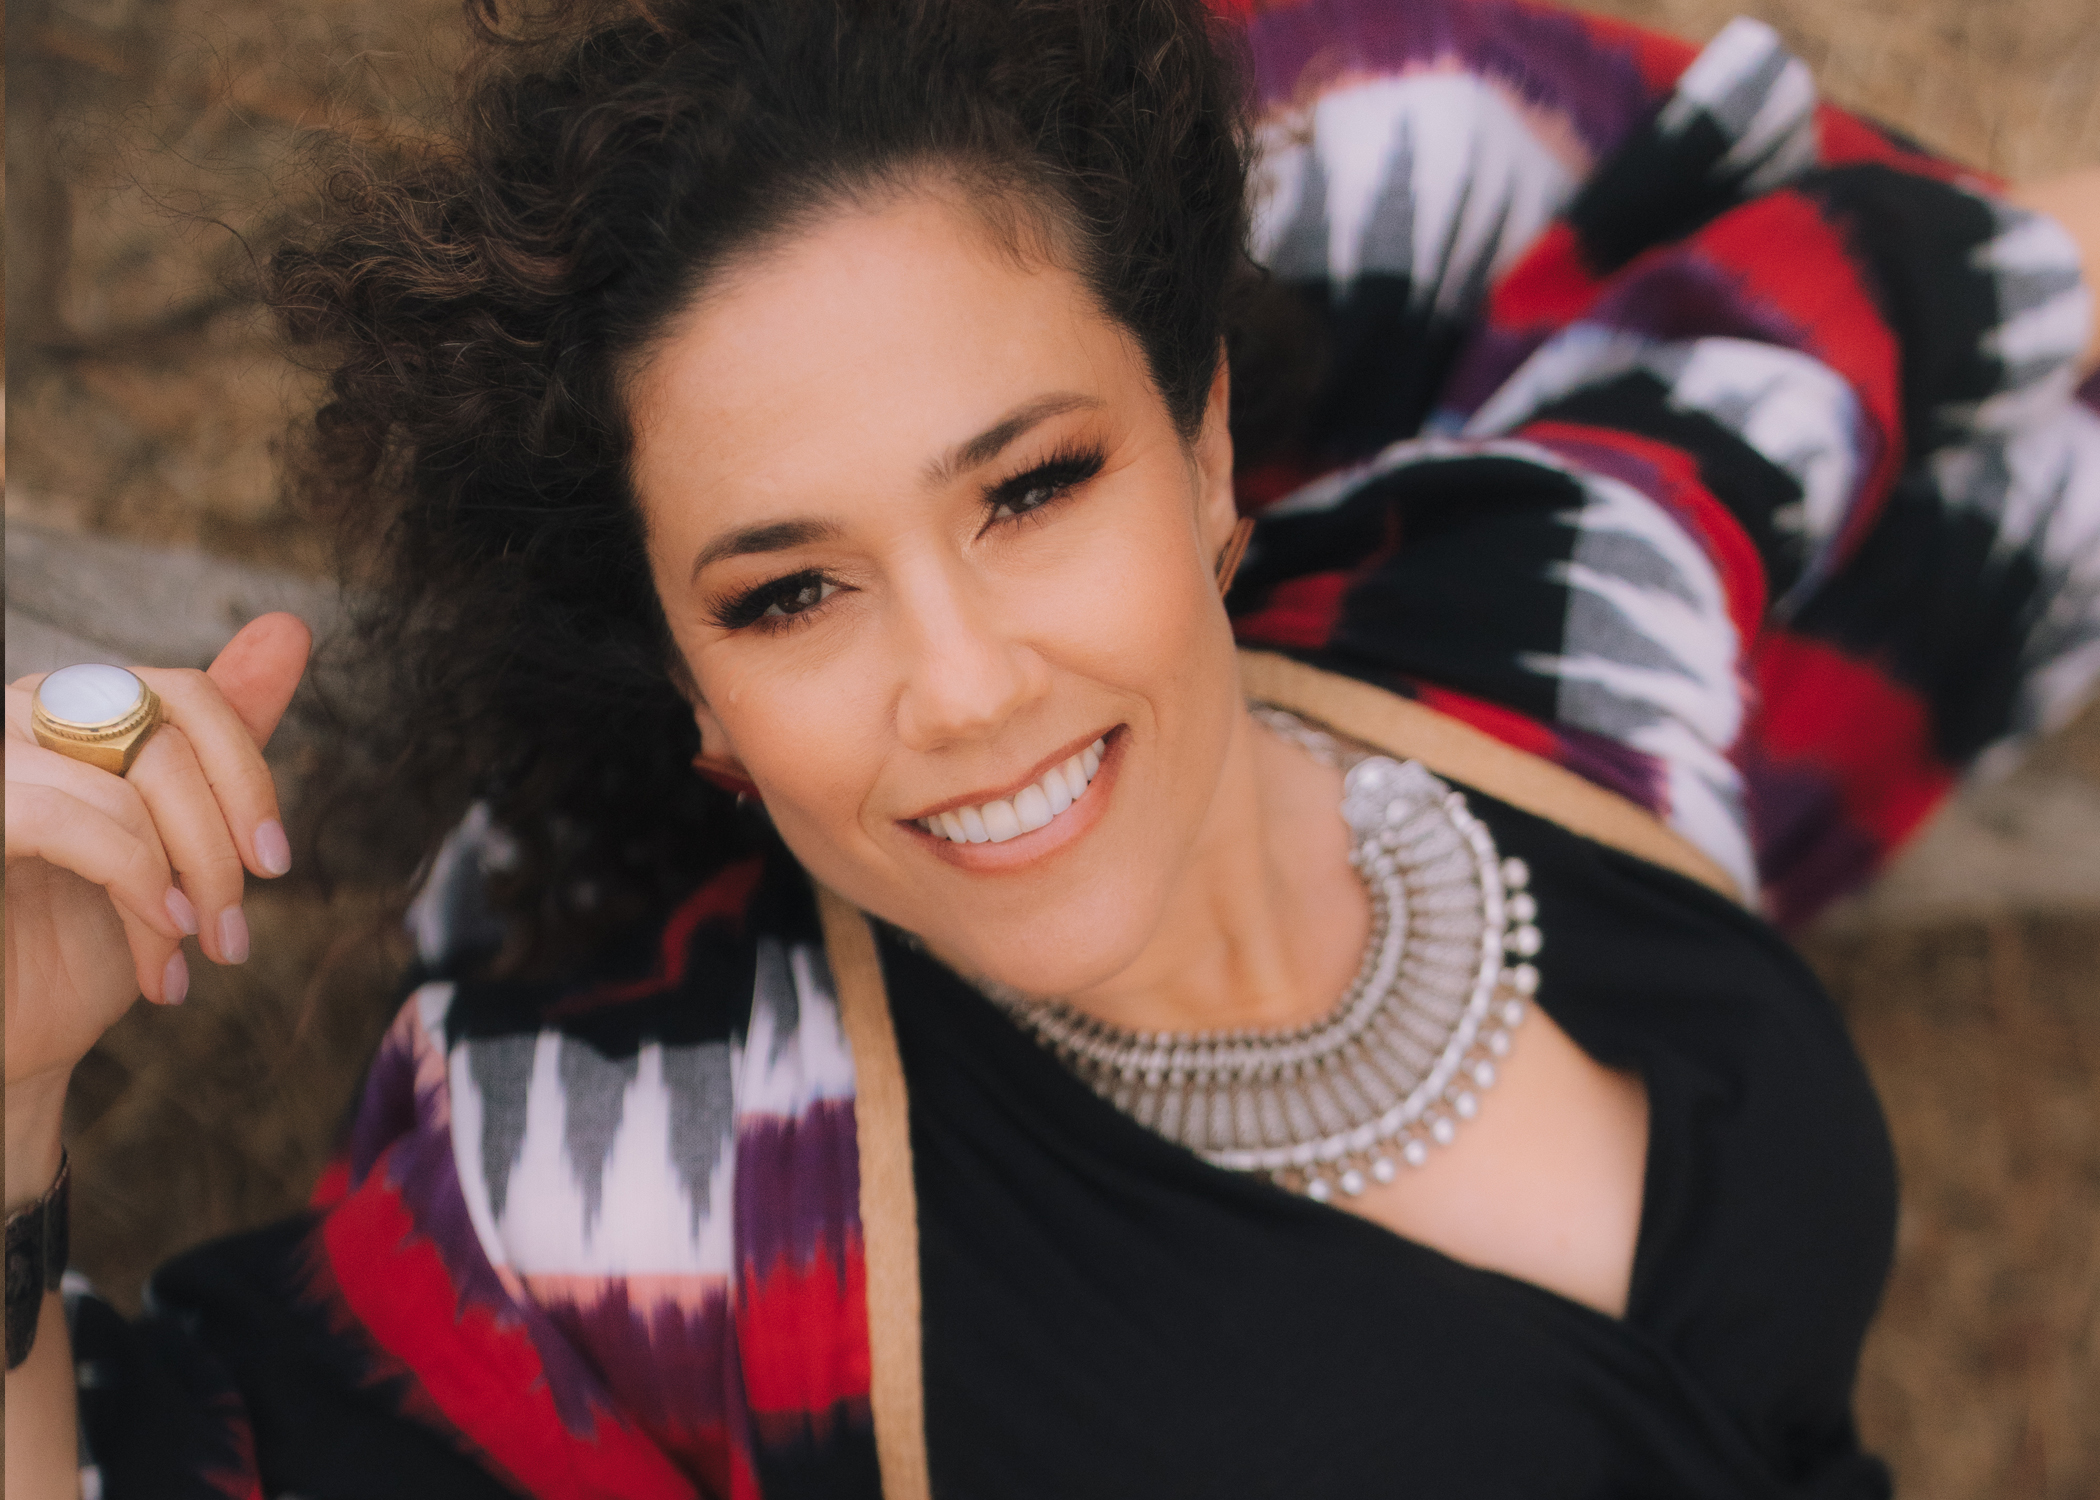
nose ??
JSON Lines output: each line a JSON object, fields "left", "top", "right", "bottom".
{"left": 891, "top": 555, "right": 1049, "bottom": 752}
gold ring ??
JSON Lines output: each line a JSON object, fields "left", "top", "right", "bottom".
{"left": 30, "top": 665, "right": 164, "bottom": 776}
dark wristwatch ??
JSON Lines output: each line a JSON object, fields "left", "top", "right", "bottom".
{"left": 5, "top": 1151, "right": 71, "bottom": 1370}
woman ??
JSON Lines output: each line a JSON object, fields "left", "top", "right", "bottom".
{"left": 8, "top": 0, "right": 2099, "bottom": 1494}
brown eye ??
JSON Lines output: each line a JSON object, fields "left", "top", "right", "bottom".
{"left": 762, "top": 576, "right": 837, "bottom": 618}
{"left": 714, "top": 570, "right": 844, "bottom": 631}
{"left": 990, "top": 481, "right": 1060, "bottom": 522}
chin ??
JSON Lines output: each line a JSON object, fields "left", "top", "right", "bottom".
{"left": 908, "top": 877, "right": 1166, "bottom": 1001}
{"left": 942, "top": 936, "right": 1152, "bottom": 1004}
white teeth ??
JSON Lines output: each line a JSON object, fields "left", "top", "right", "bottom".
{"left": 1055, "top": 757, "right": 1085, "bottom": 802}
{"left": 923, "top": 735, "right": 1109, "bottom": 845}
{"left": 981, "top": 798, "right": 1022, "bottom": 841}
{"left": 1013, "top": 784, "right": 1053, "bottom": 832}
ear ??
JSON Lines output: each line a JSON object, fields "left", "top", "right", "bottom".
{"left": 675, "top": 657, "right": 760, "bottom": 798}
{"left": 690, "top": 708, "right": 760, "bottom": 798}
{"left": 690, "top": 694, "right": 730, "bottom": 758}
{"left": 1192, "top": 348, "right": 1240, "bottom": 558}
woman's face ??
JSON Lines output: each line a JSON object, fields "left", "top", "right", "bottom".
{"left": 628, "top": 186, "right": 1242, "bottom": 996}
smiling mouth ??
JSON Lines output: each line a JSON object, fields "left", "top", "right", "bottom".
{"left": 914, "top": 736, "right": 1106, "bottom": 845}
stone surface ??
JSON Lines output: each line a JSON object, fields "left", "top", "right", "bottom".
{"left": 1804, "top": 914, "right": 2100, "bottom": 1500}
{"left": 7, "top": 0, "right": 462, "bottom": 569}
{"left": 1818, "top": 762, "right": 2100, "bottom": 929}
{"left": 6, "top": 612, "right": 131, "bottom": 680}
{"left": 4, "top": 520, "right": 340, "bottom": 679}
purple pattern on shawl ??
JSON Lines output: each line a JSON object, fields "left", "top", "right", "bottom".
{"left": 1740, "top": 752, "right": 1884, "bottom": 926}
{"left": 345, "top": 1013, "right": 428, "bottom": 1186}
{"left": 1439, "top": 242, "right": 1851, "bottom": 430}
{"left": 538, "top": 1281, "right": 750, "bottom": 1456}
{"left": 1242, "top": 0, "right": 1665, "bottom": 158}
{"left": 355, "top": 1012, "right": 628, "bottom": 1438}
{"left": 1587, "top": 249, "right": 1810, "bottom": 349}
{"left": 1552, "top": 721, "right": 1670, "bottom": 813}
{"left": 1437, "top": 324, "right": 1558, "bottom": 423}
{"left": 733, "top": 1099, "right": 861, "bottom": 1279}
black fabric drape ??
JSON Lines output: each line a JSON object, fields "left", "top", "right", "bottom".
{"left": 891, "top": 791, "right": 1896, "bottom": 1499}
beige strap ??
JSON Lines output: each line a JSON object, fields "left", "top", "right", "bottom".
{"left": 817, "top": 885, "right": 933, "bottom": 1500}
{"left": 1237, "top": 650, "right": 1745, "bottom": 902}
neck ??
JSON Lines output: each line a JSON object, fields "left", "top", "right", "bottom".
{"left": 1058, "top": 708, "right": 1370, "bottom": 1034}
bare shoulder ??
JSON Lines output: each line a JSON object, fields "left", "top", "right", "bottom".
{"left": 1337, "top": 1007, "right": 1648, "bottom": 1319}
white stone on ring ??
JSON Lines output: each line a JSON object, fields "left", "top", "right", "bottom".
{"left": 36, "top": 663, "right": 145, "bottom": 725}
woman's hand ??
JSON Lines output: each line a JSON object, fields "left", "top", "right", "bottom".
{"left": 4, "top": 612, "right": 312, "bottom": 1187}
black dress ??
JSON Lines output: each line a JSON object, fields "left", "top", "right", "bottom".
{"left": 897, "top": 794, "right": 1896, "bottom": 1498}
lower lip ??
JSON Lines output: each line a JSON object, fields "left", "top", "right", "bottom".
{"left": 905, "top": 726, "right": 1127, "bottom": 873}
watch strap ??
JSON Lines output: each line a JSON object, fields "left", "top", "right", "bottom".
{"left": 5, "top": 1151, "right": 71, "bottom": 1370}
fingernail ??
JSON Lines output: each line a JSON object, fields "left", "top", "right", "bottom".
{"left": 162, "top": 951, "right": 189, "bottom": 1005}
{"left": 165, "top": 887, "right": 200, "bottom": 936}
{"left": 254, "top": 819, "right": 292, "bottom": 877}
{"left": 218, "top": 906, "right": 251, "bottom": 964}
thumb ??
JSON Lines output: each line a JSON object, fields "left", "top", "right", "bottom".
{"left": 206, "top": 612, "right": 314, "bottom": 749}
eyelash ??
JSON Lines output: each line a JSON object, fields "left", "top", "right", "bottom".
{"left": 712, "top": 571, "right": 841, "bottom": 633}
{"left": 981, "top": 444, "right": 1106, "bottom": 529}
{"left": 711, "top": 444, "right": 1108, "bottom": 634}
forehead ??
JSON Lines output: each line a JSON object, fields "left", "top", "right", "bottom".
{"left": 625, "top": 190, "right": 1146, "bottom": 521}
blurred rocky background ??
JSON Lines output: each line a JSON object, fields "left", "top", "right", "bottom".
{"left": 6, "top": 0, "right": 2098, "bottom": 1493}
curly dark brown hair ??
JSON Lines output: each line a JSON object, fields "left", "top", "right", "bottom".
{"left": 275, "top": 0, "right": 1261, "bottom": 974}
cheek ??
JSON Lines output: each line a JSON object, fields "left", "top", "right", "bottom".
{"left": 1044, "top": 486, "right": 1234, "bottom": 724}
{"left": 694, "top": 636, "right": 894, "bottom": 845}
{"left": 650, "top": 555, "right": 887, "bottom": 877}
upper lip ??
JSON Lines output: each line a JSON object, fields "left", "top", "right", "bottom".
{"left": 900, "top": 725, "right": 1116, "bottom": 823}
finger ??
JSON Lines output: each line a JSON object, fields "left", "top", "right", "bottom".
{"left": 117, "top": 903, "right": 189, "bottom": 1006}
{"left": 124, "top": 723, "right": 251, "bottom": 965}
{"left": 5, "top": 783, "right": 186, "bottom": 943}
{"left": 6, "top": 677, "right": 45, "bottom": 739}
{"left": 7, "top": 734, "right": 165, "bottom": 845}
{"left": 206, "top": 613, "right": 312, "bottom": 749}
{"left": 4, "top": 738, "right": 193, "bottom": 938}
{"left": 3, "top": 751, "right": 187, "bottom": 1002}
{"left": 134, "top": 667, "right": 290, "bottom": 880}
{"left": 7, "top": 674, "right": 57, "bottom": 743}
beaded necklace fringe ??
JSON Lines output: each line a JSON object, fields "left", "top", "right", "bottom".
{"left": 980, "top": 708, "right": 1541, "bottom": 1201}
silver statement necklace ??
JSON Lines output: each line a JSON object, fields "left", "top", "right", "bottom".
{"left": 980, "top": 708, "right": 1540, "bottom": 1202}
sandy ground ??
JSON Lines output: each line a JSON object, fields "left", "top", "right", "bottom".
{"left": 10, "top": 0, "right": 2099, "bottom": 1493}
{"left": 1811, "top": 917, "right": 2100, "bottom": 1496}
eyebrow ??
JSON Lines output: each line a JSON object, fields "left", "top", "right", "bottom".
{"left": 689, "top": 518, "right": 844, "bottom": 580}
{"left": 687, "top": 391, "right": 1102, "bottom": 582}
{"left": 922, "top": 392, "right": 1104, "bottom": 487}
